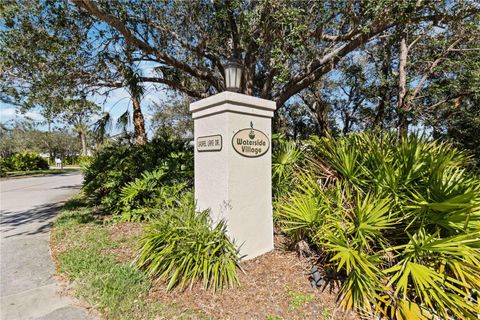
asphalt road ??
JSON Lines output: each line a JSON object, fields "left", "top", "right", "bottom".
{"left": 0, "top": 173, "right": 94, "bottom": 320}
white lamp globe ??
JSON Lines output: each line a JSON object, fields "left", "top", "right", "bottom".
{"left": 224, "top": 58, "right": 242, "bottom": 92}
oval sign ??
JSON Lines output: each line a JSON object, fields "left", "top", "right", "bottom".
{"left": 232, "top": 128, "right": 270, "bottom": 158}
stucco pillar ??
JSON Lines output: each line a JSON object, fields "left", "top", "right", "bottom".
{"left": 190, "top": 92, "right": 276, "bottom": 259}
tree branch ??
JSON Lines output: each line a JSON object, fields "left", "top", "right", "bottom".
{"left": 73, "top": 0, "right": 223, "bottom": 91}
{"left": 410, "top": 37, "right": 464, "bottom": 103}
{"left": 273, "top": 7, "right": 480, "bottom": 107}
{"left": 140, "top": 76, "right": 207, "bottom": 99}
{"left": 226, "top": 0, "right": 240, "bottom": 57}
{"left": 426, "top": 92, "right": 470, "bottom": 111}
{"left": 275, "top": 16, "right": 394, "bottom": 107}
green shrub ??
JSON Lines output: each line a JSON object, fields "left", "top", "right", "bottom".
{"left": 134, "top": 196, "right": 241, "bottom": 291}
{"left": 78, "top": 155, "right": 94, "bottom": 169}
{"left": 0, "top": 157, "right": 13, "bottom": 176}
{"left": 277, "top": 132, "right": 480, "bottom": 319}
{"left": 118, "top": 169, "right": 188, "bottom": 221}
{"left": 9, "top": 152, "right": 49, "bottom": 171}
{"left": 82, "top": 134, "right": 193, "bottom": 213}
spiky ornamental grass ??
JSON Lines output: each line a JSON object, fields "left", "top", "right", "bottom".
{"left": 134, "top": 199, "right": 241, "bottom": 291}
{"left": 275, "top": 132, "right": 480, "bottom": 319}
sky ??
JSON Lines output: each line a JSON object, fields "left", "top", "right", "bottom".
{"left": 0, "top": 65, "right": 169, "bottom": 137}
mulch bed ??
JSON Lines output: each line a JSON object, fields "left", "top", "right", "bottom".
{"left": 56, "top": 221, "right": 357, "bottom": 319}
{"left": 144, "top": 233, "right": 357, "bottom": 320}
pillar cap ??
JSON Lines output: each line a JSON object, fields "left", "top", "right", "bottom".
{"left": 190, "top": 92, "right": 276, "bottom": 119}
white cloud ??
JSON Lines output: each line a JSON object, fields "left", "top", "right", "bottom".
{"left": 0, "top": 107, "right": 44, "bottom": 122}
{"left": 24, "top": 111, "right": 44, "bottom": 121}
{"left": 0, "top": 107, "right": 16, "bottom": 119}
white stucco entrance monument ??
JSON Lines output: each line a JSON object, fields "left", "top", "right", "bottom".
{"left": 190, "top": 91, "right": 276, "bottom": 259}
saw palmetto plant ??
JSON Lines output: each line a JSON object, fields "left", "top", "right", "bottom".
{"left": 276, "top": 131, "right": 480, "bottom": 319}
{"left": 272, "top": 135, "right": 304, "bottom": 200}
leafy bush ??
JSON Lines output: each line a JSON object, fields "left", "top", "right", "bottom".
{"left": 276, "top": 132, "right": 480, "bottom": 319}
{"left": 82, "top": 134, "right": 193, "bottom": 214}
{"left": 78, "top": 155, "right": 94, "bottom": 169}
{"left": 135, "top": 195, "right": 241, "bottom": 291}
{"left": 8, "top": 152, "right": 49, "bottom": 171}
{"left": 118, "top": 169, "right": 187, "bottom": 221}
{"left": 0, "top": 157, "right": 13, "bottom": 176}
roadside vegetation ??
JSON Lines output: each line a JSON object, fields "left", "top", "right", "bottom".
{"left": 51, "top": 195, "right": 206, "bottom": 320}
{"left": 50, "top": 131, "right": 480, "bottom": 319}
{"left": 0, "top": 152, "right": 84, "bottom": 178}
{"left": 1, "top": 168, "right": 81, "bottom": 178}
{"left": 80, "top": 135, "right": 244, "bottom": 294}
{"left": 82, "top": 134, "right": 192, "bottom": 217}
{"left": 52, "top": 136, "right": 351, "bottom": 319}
{"left": 275, "top": 132, "right": 480, "bottom": 319}
{"left": 1, "top": 152, "right": 48, "bottom": 177}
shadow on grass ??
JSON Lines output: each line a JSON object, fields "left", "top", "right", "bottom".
{"left": 54, "top": 196, "right": 103, "bottom": 228}
{"left": 62, "top": 196, "right": 90, "bottom": 210}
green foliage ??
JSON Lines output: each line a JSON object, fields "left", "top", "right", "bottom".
{"left": 0, "top": 157, "right": 13, "bottom": 176}
{"left": 0, "top": 120, "right": 81, "bottom": 163}
{"left": 119, "top": 169, "right": 187, "bottom": 221}
{"left": 276, "top": 132, "right": 480, "bottom": 319}
{"left": 272, "top": 135, "right": 303, "bottom": 199}
{"left": 52, "top": 197, "right": 203, "bottom": 320}
{"left": 1, "top": 168, "right": 79, "bottom": 178}
{"left": 321, "top": 308, "right": 332, "bottom": 320}
{"left": 8, "top": 152, "right": 49, "bottom": 171}
{"left": 135, "top": 196, "right": 241, "bottom": 291}
{"left": 150, "top": 96, "right": 193, "bottom": 139}
{"left": 265, "top": 315, "right": 283, "bottom": 320}
{"left": 3, "top": 1, "right": 480, "bottom": 164}
{"left": 82, "top": 135, "right": 193, "bottom": 214}
{"left": 287, "top": 290, "right": 315, "bottom": 311}
{"left": 78, "top": 155, "right": 93, "bottom": 169}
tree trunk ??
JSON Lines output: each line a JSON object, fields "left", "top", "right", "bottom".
{"left": 132, "top": 94, "right": 147, "bottom": 145}
{"left": 397, "top": 36, "right": 408, "bottom": 137}
{"left": 313, "top": 101, "right": 330, "bottom": 137}
{"left": 47, "top": 121, "right": 52, "bottom": 164}
{"left": 243, "top": 54, "right": 255, "bottom": 95}
{"left": 374, "top": 40, "right": 391, "bottom": 128}
{"left": 303, "top": 90, "right": 330, "bottom": 137}
{"left": 342, "top": 111, "right": 351, "bottom": 135}
{"left": 79, "top": 131, "right": 88, "bottom": 156}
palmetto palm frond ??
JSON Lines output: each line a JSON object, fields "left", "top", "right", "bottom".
{"left": 278, "top": 131, "right": 480, "bottom": 318}
{"left": 93, "top": 112, "right": 112, "bottom": 142}
{"left": 272, "top": 136, "right": 303, "bottom": 198}
{"left": 385, "top": 233, "right": 480, "bottom": 318}
{"left": 116, "top": 109, "right": 130, "bottom": 132}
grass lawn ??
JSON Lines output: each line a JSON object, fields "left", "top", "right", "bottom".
{"left": 2, "top": 168, "right": 81, "bottom": 178}
{"left": 51, "top": 195, "right": 354, "bottom": 320}
{"left": 50, "top": 196, "right": 205, "bottom": 320}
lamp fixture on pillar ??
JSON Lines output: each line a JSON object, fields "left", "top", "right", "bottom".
{"left": 224, "top": 58, "right": 242, "bottom": 92}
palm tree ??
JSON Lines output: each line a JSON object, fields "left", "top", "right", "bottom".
{"left": 62, "top": 99, "right": 100, "bottom": 156}
{"left": 123, "top": 65, "right": 147, "bottom": 145}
